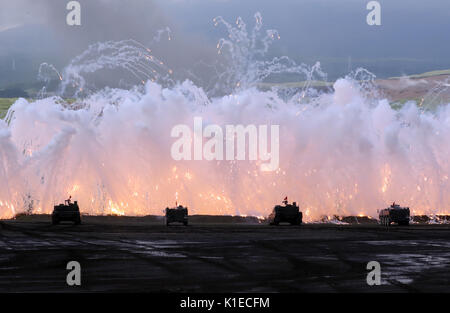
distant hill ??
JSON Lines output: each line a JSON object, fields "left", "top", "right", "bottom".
{"left": 0, "top": 24, "right": 62, "bottom": 89}
{"left": 0, "top": 87, "right": 28, "bottom": 98}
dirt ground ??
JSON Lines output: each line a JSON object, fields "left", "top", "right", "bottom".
{"left": 0, "top": 216, "right": 449, "bottom": 293}
{"left": 376, "top": 74, "right": 450, "bottom": 104}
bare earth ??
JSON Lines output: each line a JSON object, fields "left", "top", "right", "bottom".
{"left": 0, "top": 216, "right": 449, "bottom": 293}
{"left": 376, "top": 74, "right": 450, "bottom": 103}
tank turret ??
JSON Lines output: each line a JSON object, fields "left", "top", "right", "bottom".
{"left": 268, "top": 198, "right": 302, "bottom": 225}
{"left": 165, "top": 205, "right": 188, "bottom": 226}
{"left": 52, "top": 198, "right": 81, "bottom": 225}
{"left": 379, "top": 202, "right": 410, "bottom": 226}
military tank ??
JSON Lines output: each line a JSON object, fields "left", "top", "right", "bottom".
{"left": 52, "top": 198, "right": 81, "bottom": 225}
{"left": 165, "top": 205, "right": 188, "bottom": 226}
{"left": 268, "top": 198, "right": 302, "bottom": 225}
{"left": 379, "top": 202, "right": 410, "bottom": 226}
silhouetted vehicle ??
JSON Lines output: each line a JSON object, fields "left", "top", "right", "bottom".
{"left": 379, "top": 202, "right": 410, "bottom": 226}
{"left": 52, "top": 198, "right": 81, "bottom": 225}
{"left": 166, "top": 205, "right": 188, "bottom": 226}
{"left": 268, "top": 200, "right": 302, "bottom": 225}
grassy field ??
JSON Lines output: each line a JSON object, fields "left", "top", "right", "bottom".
{"left": 390, "top": 69, "right": 450, "bottom": 79}
{"left": 258, "top": 80, "right": 333, "bottom": 89}
{"left": 0, "top": 98, "right": 16, "bottom": 119}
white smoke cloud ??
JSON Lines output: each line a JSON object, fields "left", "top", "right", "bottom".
{"left": 1, "top": 77, "right": 450, "bottom": 220}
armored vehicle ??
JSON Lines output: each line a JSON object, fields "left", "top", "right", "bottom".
{"left": 268, "top": 199, "right": 302, "bottom": 225}
{"left": 165, "top": 205, "right": 188, "bottom": 226}
{"left": 52, "top": 198, "right": 81, "bottom": 225}
{"left": 379, "top": 202, "right": 410, "bottom": 226}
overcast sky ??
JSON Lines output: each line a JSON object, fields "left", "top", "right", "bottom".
{"left": 1, "top": 0, "right": 450, "bottom": 87}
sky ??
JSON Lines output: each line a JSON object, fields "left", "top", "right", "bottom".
{"left": 1, "top": 0, "right": 450, "bottom": 91}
